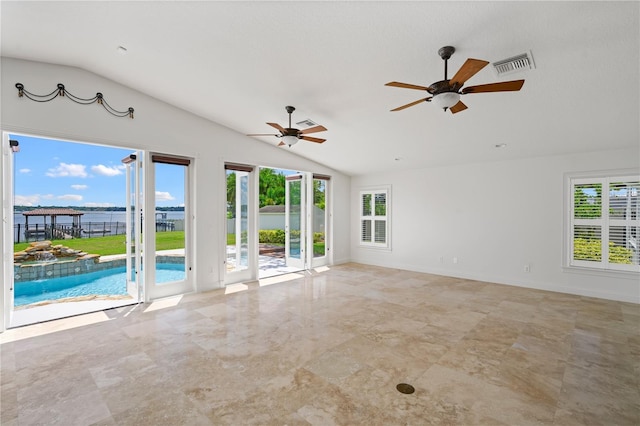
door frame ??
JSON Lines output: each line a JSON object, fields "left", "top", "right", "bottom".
{"left": 122, "top": 152, "right": 143, "bottom": 302}
{"left": 223, "top": 163, "right": 257, "bottom": 284}
{"left": 1, "top": 133, "right": 17, "bottom": 331}
{"left": 1, "top": 131, "right": 146, "bottom": 330}
{"left": 144, "top": 153, "right": 194, "bottom": 301}
{"left": 310, "top": 174, "right": 331, "bottom": 269}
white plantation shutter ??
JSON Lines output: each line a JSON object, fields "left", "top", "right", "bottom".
{"left": 360, "top": 188, "right": 390, "bottom": 248}
{"left": 570, "top": 176, "right": 639, "bottom": 272}
{"left": 608, "top": 179, "right": 639, "bottom": 268}
{"left": 374, "top": 220, "right": 386, "bottom": 243}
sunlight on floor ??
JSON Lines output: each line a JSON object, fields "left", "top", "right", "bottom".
{"left": 259, "top": 272, "right": 305, "bottom": 287}
{"left": 143, "top": 295, "right": 184, "bottom": 312}
{"left": 0, "top": 310, "right": 112, "bottom": 344}
{"left": 224, "top": 283, "right": 249, "bottom": 294}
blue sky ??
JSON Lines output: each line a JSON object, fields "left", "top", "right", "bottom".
{"left": 10, "top": 135, "right": 185, "bottom": 208}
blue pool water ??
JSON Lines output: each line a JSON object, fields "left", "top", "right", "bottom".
{"left": 14, "top": 264, "right": 185, "bottom": 307}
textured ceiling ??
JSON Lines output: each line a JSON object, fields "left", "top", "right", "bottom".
{"left": 2, "top": 1, "right": 638, "bottom": 176}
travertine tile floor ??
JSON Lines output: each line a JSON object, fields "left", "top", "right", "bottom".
{"left": 1, "top": 263, "right": 639, "bottom": 425}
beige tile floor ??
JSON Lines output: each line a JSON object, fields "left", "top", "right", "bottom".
{"left": 1, "top": 263, "right": 639, "bottom": 425}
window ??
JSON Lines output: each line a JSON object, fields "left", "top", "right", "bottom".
{"left": 569, "top": 174, "right": 639, "bottom": 272}
{"left": 360, "top": 187, "right": 390, "bottom": 248}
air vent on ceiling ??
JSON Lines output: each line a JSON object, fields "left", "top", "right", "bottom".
{"left": 296, "top": 119, "right": 317, "bottom": 128}
{"left": 492, "top": 51, "right": 535, "bottom": 76}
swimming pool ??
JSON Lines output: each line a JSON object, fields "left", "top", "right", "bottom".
{"left": 14, "top": 263, "right": 185, "bottom": 307}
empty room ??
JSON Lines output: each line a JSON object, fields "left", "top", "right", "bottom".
{"left": 0, "top": 1, "right": 638, "bottom": 425}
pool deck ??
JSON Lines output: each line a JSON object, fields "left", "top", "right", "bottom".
{"left": 99, "top": 248, "right": 185, "bottom": 262}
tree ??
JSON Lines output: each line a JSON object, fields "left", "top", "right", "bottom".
{"left": 314, "top": 180, "right": 326, "bottom": 210}
{"left": 258, "top": 168, "right": 285, "bottom": 207}
{"left": 228, "top": 168, "right": 287, "bottom": 216}
{"left": 226, "top": 171, "right": 236, "bottom": 218}
{"left": 574, "top": 184, "right": 601, "bottom": 218}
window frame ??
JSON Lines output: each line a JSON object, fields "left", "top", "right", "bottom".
{"left": 565, "top": 170, "right": 639, "bottom": 274}
{"left": 359, "top": 185, "right": 391, "bottom": 250}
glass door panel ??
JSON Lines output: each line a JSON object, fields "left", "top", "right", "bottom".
{"left": 147, "top": 154, "right": 192, "bottom": 300}
{"left": 154, "top": 162, "right": 186, "bottom": 285}
{"left": 311, "top": 176, "right": 330, "bottom": 267}
{"left": 226, "top": 169, "right": 250, "bottom": 274}
{"left": 124, "top": 153, "right": 142, "bottom": 301}
{"left": 285, "top": 175, "right": 305, "bottom": 270}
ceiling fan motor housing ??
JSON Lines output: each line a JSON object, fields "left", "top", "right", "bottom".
{"left": 429, "top": 80, "right": 462, "bottom": 95}
{"left": 283, "top": 128, "right": 299, "bottom": 137}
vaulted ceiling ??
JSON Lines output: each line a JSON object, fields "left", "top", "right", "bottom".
{"left": 2, "top": 1, "right": 638, "bottom": 176}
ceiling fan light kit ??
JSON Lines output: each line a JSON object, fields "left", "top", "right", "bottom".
{"left": 282, "top": 135, "right": 299, "bottom": 147}
{"left": 385, "top": 46, "right": 525, "bottom": 114}
{"left": 432, "top": 92, "right": 460, "bottom": 110}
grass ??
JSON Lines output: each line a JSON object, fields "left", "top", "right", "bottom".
{"left": 14, "top": 232, "right": 185, "bottom": 256}
{"left": 16, "top": 232, "right": 324, "bottom": 257}
{"left": 155, "top": 231, "right": 186, "bottom": 252}
{"left": 228, "top": 234, "right": 325, "bottom": 255}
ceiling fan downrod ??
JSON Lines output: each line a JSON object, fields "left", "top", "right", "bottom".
{"left": 438, "top": 46, "right": 455, "bottom": 81}
{"left": 285, "top": 105, "right": 295, "bottom": 129}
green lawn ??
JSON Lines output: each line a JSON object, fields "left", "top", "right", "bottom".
{"left": 13, "top": 231, "right": 324, "bottom": 256}
{"left": 14, "top": 232, "right": 185, "bottom": 256}
{"left": 16, "top": 233, "right": 322, "bottom": 257}
{"left": 228, "top": 234, "right": 324, "bottom": 255}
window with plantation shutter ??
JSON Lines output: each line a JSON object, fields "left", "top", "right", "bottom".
{"left": 569, "top": 175, "right": 639, "bottom": 272}
{"left": 360, "top": 187, "right": 390, "bottom": 249}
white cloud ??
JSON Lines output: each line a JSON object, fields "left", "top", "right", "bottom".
{"left": 14, "top": 194, "right": 41, "bottom": 206}
{"left": 46, "top": 163, "right": 87, "bottom": 178}
{"left": 71, "top": 184, "right": 88, "bottom": 190}
{"left": 91, "top": 164, "right": 124, "bottom": 177}
{"left": 19, "top": 168, "right": 31, "bottom": 174}
{"left": 84, "top": 202, "right": 115, "bottom": 208}
{"left": 57, "top": 194, "right": 83, "bottom": 201}
{"left": 14, "top": 193, "right": 60, "bottom": 206}
{"left": 155, "top": 191, "right": 175, "bottom": 202}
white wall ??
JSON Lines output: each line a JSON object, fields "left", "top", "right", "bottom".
{"left": 0, "top": 58, "right": 351, "bottom": 302}
{"left": 351, "top": 149, "right": 640, "bottom": 303}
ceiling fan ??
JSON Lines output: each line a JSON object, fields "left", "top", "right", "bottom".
{"left": 385, "top": 46, "right": 524, "bottom": 114}
{"left": 247, "top": 105, "right": 327, "bottom": 147}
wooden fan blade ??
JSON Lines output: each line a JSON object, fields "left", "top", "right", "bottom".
{"left": 247, "top": 133, "right": 279, "bottom": 137}
{"left": 450, "top": 58, "right": 490, "bottom": 86}
{"left": 299, "top": 125, "right": 327, "bottom": 134}
{"left": 462, "top": 80, "right": 524, "bottom": 94}
{"left": 385, "top": 81, "right": 431, "bottom": 91}
{"left": 300, "top": 136, "right": 326, "bottom": 144}
{"left": 267, "top": 122, "right": 285, "bottom": 132}
{"left": 390, "top": 97, "right": 432, "bottom": 111}
{"left": 449, "top": 101, "right": 468, "bottom": 114}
